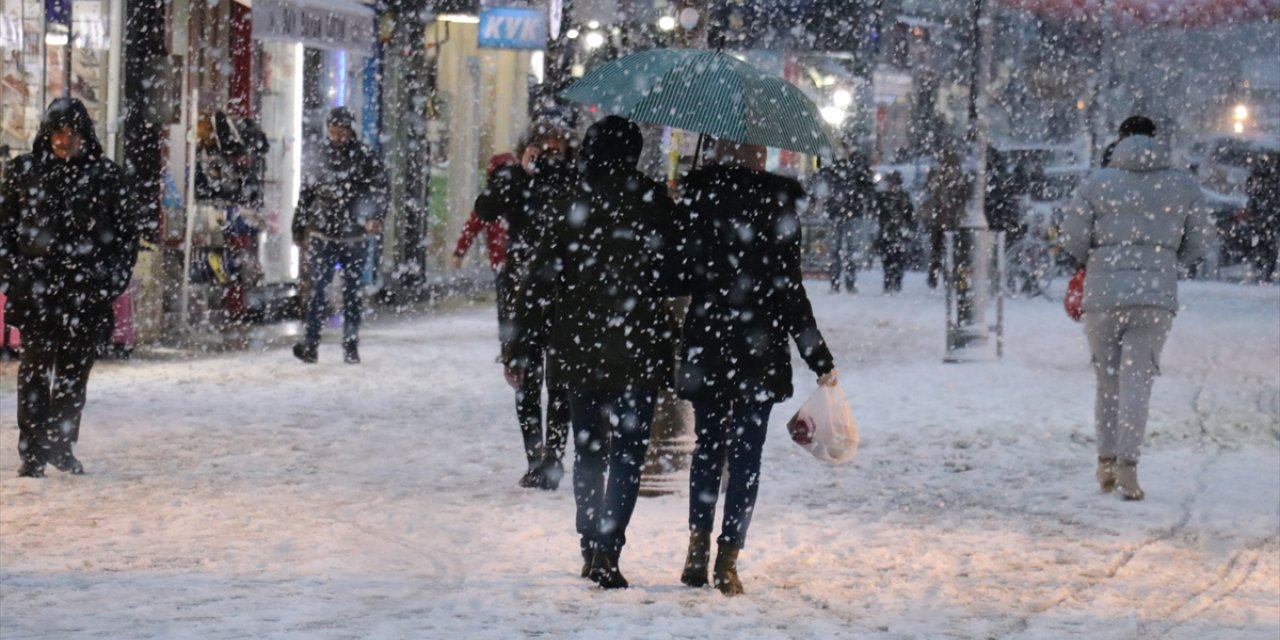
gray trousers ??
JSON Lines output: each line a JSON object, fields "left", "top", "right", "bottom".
{"left": 1083, "top": 307, "right": 1173, "bottom": 462}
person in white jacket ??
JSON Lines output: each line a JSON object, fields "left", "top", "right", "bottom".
{"left": 1059, "top": 116, "right": 1215, "bottom": 500}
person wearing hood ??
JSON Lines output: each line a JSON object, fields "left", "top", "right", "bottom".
{"left": 0, "top": 97, "right": 139, "bottom": 478}
{"left": 675, "top": 138, "right": 838, "bottom": 596}
{"left": 475, "top": 122, "right": 576, "bottom": 491}
{"left": 1059, "top": 115, "right": 1215, "bottom": 501}
{"left": 291, "top": 107, "right": 387, "bottom": 365}
{"left": 504, "top": 116, "right": 677, "bottom": 589}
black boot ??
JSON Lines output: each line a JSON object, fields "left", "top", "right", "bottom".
{"left": 680, "top": 530, "right": 711, "bottom": 588}
{"left": 50, "top": 452, "right": 84, "bottom": 475}
{"left": 714, "top": 545, "right": 744, "bottom": 596}
{"left": 292, "top": 343, "right": 317, "bottom": 364}
{"left": 343, "top": 340, "right": 360, "bottom": 364}
{"left": 17, "top": 460, "right": 45, "bottom": 478}
{"left": 588, "top": 551, "right": 629, "bottom": 589}
{"left": 538, "top": 456, "right": 564, "bottom": 491}
{"left": 581, "top": 549, "right": 594, "bottom": 579}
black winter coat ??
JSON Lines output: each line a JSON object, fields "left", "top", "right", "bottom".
{"left": 506, "top": 168, "right": 678, "bottom": 392}
{"left": 0, "top": 99, "right": 137, "bottom": 335}
{"left": 474, "top": 161, "right": 575, "bottom": 347}
{"left": 293, "top": 139, "right": 387, "bottom": 241}
{"left": 875, "top": 188, "right": 915, "bottom": 255}
{"left": 676, "top": 165, "right": 834, "bottom": 403}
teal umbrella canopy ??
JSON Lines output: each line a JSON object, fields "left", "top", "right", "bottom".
{"left": 562, "top": 48, "right": 842, "bottom": 157}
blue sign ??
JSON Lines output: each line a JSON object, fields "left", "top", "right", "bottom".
{"left": 477, "top": 7, "right": 546, "bottom": 50}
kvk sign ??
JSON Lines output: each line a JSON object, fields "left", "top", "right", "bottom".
{"left": 478, "top": 7, "right": 547, "bottom": 50}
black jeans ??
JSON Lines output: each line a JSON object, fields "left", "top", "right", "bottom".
{"left": 516, "top": 341, "right": 570, "bottom": 467}
{"left": 17, "top": 322, "right": 100, "bottom": 466}
{"left": 882, "top": 247, "right": 907, "bottom": 292}
{"left": 303, "top": 238, "right": 367, "bottom": 348}
{"left": 688, "top": 399, "right": 774, "bottom": 549}
{"left": 569, "top": 389, "right": 656, "bottom": 556}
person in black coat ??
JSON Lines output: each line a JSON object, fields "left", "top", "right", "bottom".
{"left": 291, "top": 107, "right": 387, "bottom": 365}
{"left": 504, "top": 116, "right": 677, "bottom": 588}
{"left": 675, "top": 139, "right": 839, "bottom": 596}
{"left": 0, "top": 98, "right": 139, "bottom": 478}
{"left": 875, "top": 171, "right": 915, "bottom": 293}
{"left": 474, "top": 121, "right": 576, "bottom": 490}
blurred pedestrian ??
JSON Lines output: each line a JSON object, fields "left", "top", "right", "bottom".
{"left": 504, "top": 116, "right": 677, "bottom": 588}
{"left": 475, "top": 122, "right": 575, "bottom": 490}
{"left": 1245, "top": 152, "right": 1279, "bottom": 282}
{"left": 1060, "top": 115, "right": 1215, "bottom": 501}
{"left": 816, "top": 151, "right": 876, "bottom": 293}
{"left": 0, "top": 97, "right": 140, "bottom": 477}
{"left": 455, "top": 153, "right": 516, "bottom": 330}
{"left": 291, "top": 107, "right": 387, "bottom": 365}
{"left": 675, "top": 138, "right": 838, "bottom": 596}
{"left": 921, "top": 147, "right": 971, "bottom": 288}
{"left": 875, "top": 171, "right": 914, "bottom": 293}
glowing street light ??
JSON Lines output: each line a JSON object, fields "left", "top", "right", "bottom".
{"left": 1234, "top": 104, "right": 1248, "bottom": 121}
{"left": 821, "top": 106, "right": 846, "bottom": 126}
{"left": 566, "top": 28, "right": 580, "bottom": 39}
{"left": 832, "top": 89, "right": 852, "bottom": 108}
{"left": 584, "top": 31, "right": 606, "bottom": 49}
{"left": 657, "top": 15, "right": 677, "bottom": 31}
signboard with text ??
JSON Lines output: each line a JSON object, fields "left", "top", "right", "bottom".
{"left": 477, "top": 6, "right": 546, "bottom": 50}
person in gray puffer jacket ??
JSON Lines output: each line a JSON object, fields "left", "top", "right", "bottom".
{"left": 1059, "top": 117, "right": 1215, "bottom": 501}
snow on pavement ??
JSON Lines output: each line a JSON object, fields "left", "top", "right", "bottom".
{"left": 1, "top": 274, "right": 1277, "bottom": 639}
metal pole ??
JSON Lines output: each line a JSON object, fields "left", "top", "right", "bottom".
{"left": 180, "top": 87, "right": 199, "bottom": 331}
{"left": 946, "top": 0, "right": 995, "bottom": 362}
{"left": 995, "top": 231, "right": 1005, "bottom": 359}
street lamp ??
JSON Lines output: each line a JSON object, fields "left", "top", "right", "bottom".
{"left": 821, "top": 105, "right": 847, "bottom": 126}
{"left": 658, "top": 15, "right": 677, "bottom": 31}
{"left": 832, "top": 88, "right": 852, "bottom": 108}
{"left": 583, "top": 31, "right": 606, "bottom": 50}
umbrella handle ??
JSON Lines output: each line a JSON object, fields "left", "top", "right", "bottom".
{"left": 694, "top": 133, "right": 706, "bottom": 170}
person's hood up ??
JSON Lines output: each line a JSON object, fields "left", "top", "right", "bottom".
{"left": 579, "top": 115, "right": 642, "bottom": 176}
{"left": 1109, "top": 135, "right": 1170, "bottom": 173}
{"left": 32, "top": 97, "right": 104, "bottom": 160}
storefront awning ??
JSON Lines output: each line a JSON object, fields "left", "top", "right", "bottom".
{"left": 252, "top": 0, "right": 376, "bottom": 54}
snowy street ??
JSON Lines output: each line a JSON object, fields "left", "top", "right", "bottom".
{"left": 1, "top": 275, "right": 1277, "bottom": 639}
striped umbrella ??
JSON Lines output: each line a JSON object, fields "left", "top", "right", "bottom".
{"left": 562, "top": 48, "right": 842, "bottom": 156}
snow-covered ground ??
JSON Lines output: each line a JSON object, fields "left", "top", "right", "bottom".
{"left": 2, "top": 274, "right": 1277, "bottom": 639}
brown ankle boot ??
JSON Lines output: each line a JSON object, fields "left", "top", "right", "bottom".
{"left": 713, "top": 545, "right": 743, "bottom": 596}
{"left": 1096, "top": 457, "right": 1117, "bottom": 493}
{"left": 680, "top": 530, "right": 711, "bottom": 588}
{"left": 1115, "top": 460, "right": 1144, "bottom": 501}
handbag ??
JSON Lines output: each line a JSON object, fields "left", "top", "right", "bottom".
{"left": 1064, "top": 267, "right": 1085, "bottom": 322}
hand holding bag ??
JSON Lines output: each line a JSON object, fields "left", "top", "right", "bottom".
{"left": 786, "top": 384, "right": 860, "bottom": 464}
{"left": 1064, "top": 267, "right": 1085, "bottom": 322}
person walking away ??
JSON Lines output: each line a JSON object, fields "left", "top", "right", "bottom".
{"left": 676, "top": 138, "right": 838, "bottom": 596}
{"left": 475, "top": 123, "right": 576, "bottom": 490}
{"left": 504, "top": 116, "right": 677, "bottom": 589}
{"left": 291, "top": 107, "right": 387, "bottom": 365}
{"left": 1245, "top": 152, "right": 1279, "bottom": 282}
{"left": 0, "top": 97, "right": 141, "bottom": 477}
{"left": 875, "top": 171, "right": 915, "bottom": 293}
{"left": 454, "top": 154, "right": 516, "bottom": 328}
{"left": 816, "top": 151, "right": 876, "bottom": 293}
{"left": 921, "top": 147, "right": 971, "bottom": 289}
{"left": 1059, "top": 116, "right": 1214, "bottom": 501}
{"left": 985, "top": 148, "right": 1025, "bottom": 248}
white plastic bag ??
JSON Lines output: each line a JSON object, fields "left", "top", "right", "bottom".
{"left": 786, "top": 384, "right": 859, "bottom": 464}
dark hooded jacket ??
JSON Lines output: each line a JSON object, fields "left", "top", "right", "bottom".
{"left": 292, "top": 134, "right": 387, "bottom": 242}
{"left": 505, "top": 116, "right": 678, "bottom": 391}
{"left": 676, "top": 164, "right": 834, "bottom": 403}
{"left": 0, "top": 98, "right": 137, "bottom": 333}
